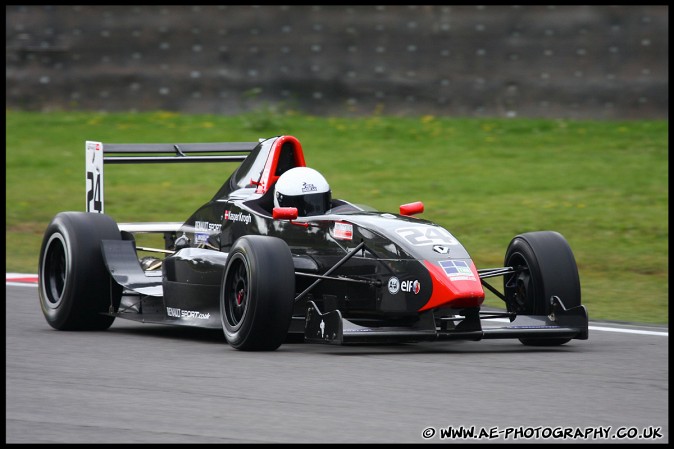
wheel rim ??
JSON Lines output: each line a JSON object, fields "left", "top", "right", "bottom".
{"left": 504, "top": 252, "right": 534, "bottom": 315}
{"left": 42, "top": 233, "right": 68, "bottom": 307}
{"left": 225, "top": 257, "right": 249, "bottom": 328}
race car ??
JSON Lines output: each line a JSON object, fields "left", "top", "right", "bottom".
{"left": 38, "top": 135, "right": 588, "bottom": 351}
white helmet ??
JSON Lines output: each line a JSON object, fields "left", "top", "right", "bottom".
{"left": 274, "top": 167, "right": 331, "bottom": 216}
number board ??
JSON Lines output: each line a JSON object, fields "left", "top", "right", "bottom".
{"left": 85, "top": 141, "right": 104, "bottom": 213}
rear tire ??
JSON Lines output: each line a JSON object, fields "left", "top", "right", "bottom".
{"left": 38, "top": 212, "right": 123, "bottom": 330}
{"left": 220, "top": 235, "right": 295, "bottom": 351}
{"left": 503, "top": 231, "right": 581, "bottom": 346}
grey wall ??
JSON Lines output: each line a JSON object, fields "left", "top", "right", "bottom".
{"left": 5, "top": 5, "right": 668, "bottom": 119}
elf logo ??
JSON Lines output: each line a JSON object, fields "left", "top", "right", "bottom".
{"left": 401, "top": 280, "right": 421, "bottom": 295}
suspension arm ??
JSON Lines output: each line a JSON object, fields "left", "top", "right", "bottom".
{"left": 295, "top": 271, "right": 378, "bottom": 286}
{"left": 294, "top": 241, "right": 366, "bottom": 303}
{"left": 477, "top": 267, "right": 515, "bottom": 279}
{"left": 481, "top": 279, "right": 507, "bottom": 302}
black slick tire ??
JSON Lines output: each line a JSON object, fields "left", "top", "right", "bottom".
{"left": 220, "top": 235, "right": 295, "bottom": 351}
{"left": 38, "top": 212, "right": 122, "bottom": 330}
{"left": 503, "top": 231, "right": 581, "bottom": 346}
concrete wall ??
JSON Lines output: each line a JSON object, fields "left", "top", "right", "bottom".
{"left": 5, "top": 5, "right": 668, "bottom": 119}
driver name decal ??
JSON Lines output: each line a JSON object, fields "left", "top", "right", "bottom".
{"left": 224, "top": 210, "right": 252, "bottom": 225}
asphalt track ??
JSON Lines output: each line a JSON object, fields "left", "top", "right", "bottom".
{"left": 5, "top": 282, "right": 669, "bottom": 444}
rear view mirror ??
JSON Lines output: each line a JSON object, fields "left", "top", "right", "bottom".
{"left": 273, "top": 207, "right": 299, "bottom": 220}
{"left": 400, "top": 201, "right": 424, "bottom": 216}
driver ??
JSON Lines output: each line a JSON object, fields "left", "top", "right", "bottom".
{"left": 274, "top": 167, "right": 331, "bottom": 216}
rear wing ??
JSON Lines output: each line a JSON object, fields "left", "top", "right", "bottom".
{"left": 85, "top": 140, "right": 259, "bottom": 214}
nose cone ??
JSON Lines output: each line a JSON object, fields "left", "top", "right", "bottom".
{"left": 418, "top": 260, "right": 485, "bottom": 312}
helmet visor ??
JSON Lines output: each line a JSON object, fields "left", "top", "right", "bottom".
{"left": 277, "top": 191, "right": 331, "bottom": 216}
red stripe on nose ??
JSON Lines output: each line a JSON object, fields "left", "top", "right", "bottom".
{"left": 418, "top": 261, "right": 484, "bottom": 312}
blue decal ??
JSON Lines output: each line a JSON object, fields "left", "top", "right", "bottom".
{"left": 439, "top": 260, "right": 472, "bottom": 276}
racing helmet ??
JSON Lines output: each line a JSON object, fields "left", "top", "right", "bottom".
{"left": 274, "top": 167, "right": 331, "bottom": 216}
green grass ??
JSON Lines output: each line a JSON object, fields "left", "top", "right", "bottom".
{"left": 5, "top": 110, "right": 668, "bottom": 324}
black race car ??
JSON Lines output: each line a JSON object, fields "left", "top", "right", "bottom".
{"left": 38, "top": 135, "right": 588, "bottom": 351}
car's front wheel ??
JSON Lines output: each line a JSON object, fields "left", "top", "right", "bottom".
{"left": 220, "top": 235, "right": 295, "bottom": 351}
{"left": 504, "top": 231, "right": 581, "bottom": 346}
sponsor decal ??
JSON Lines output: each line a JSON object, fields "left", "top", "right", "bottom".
{"left": 438, "top": 260, "right": 476, "bottom": 281}
{"left": 194, "top": 221, "right": 221, "bottom": 243}
{"left": 195, "top": 221, "right": 222, "bottom": 232}
{"left": 302, "top": 182, "right": 318, "bottom": 192}
{"left": 396, "top": 226, "right": 459, "bottom": 247}
{"left": 166, "top": 307, "right": 211, "bottom": 320}
{"left": 433, "top": 245, "right": 450, "bottom": 254}
{"left": 333, "top": 222, "right": 353, "bottom": 240}
{"left": 224, "top": 210, "right": 252, "bottom": 225}
{"left": 387, "top": 276, "right": 400, "bottom": 294}
{"left": 401, "top": 279, "right": 421, "bottom": 294}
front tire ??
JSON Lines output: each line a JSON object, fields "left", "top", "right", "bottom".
{"left": 38, "top": 212, "right": 123, "bottom": 330}
{"left": 220, "top": 235, "right": 295, "bottom": 351}
{"left": 504, "top": 231, "right": 581, "bottom": 346}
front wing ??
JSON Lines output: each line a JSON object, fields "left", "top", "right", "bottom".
{"left": 304, "top": 298, "right": 588, "bottom": 345}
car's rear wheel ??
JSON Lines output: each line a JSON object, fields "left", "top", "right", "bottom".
{"left": 504, "top": 231, "right": 581, "bottom": 346}
{"left": 38, "top": 212, "right": 122, "bottom": 330}
{"left": 220, "top": 235, "right": 295, "bottom": 351}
